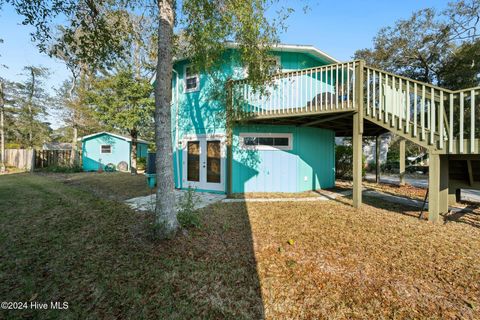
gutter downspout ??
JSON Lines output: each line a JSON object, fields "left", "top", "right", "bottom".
{"left": 172, "top": 69, "right": 181, "bottom": 188}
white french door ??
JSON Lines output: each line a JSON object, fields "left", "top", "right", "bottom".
{"left": 182, "top": 135, "right": 225, "bottom": 192}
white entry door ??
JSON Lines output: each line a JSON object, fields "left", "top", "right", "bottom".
{"left": 182, "top": 135, "right": 225, "bottom": 192}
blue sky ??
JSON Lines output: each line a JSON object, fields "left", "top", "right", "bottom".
{"left": 0, "top": 0, "right": 450, "bottom": 127}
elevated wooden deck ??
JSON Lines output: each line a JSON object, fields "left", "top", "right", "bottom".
{"left": 230, "top": 60, "right": 480, "bottom": 154}
{"left": 228, "top": 61, "right": 480, "bottom": 222}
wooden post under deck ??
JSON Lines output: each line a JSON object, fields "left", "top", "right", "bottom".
{"left": 352, "top": 60, "right": 365, "bottom": 208}
{"left": 399, "top": 138, "right": 406, "bottom": 185}
{"left": 428, "top": 153, "right": 449, "bottom": 222}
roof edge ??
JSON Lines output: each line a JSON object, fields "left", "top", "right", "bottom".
{"left": 78, "top": 131, "right": 150, "bottom": 144}
{"left": 174, "top": 42, "right": 339, "bottom": 64}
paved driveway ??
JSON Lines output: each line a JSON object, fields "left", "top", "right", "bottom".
{"left": 365, "top": 173, "right": 480, "bottom": 203}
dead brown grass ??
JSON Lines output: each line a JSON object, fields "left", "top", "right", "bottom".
{"left": 44, "top": 171, "right": 153, "bottom": 201}
{"left": 8, "top": 173, "right": 478, "bottom": 319}
{"left": 245, "top": 197, "right": 480, "bottom": 319}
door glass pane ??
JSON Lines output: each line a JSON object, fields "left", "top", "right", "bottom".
{"left": 207, "top": 141, "right": 221, "bottom": 183}
{"left": 187, "top": 141, "right": 200, "bottom": 182}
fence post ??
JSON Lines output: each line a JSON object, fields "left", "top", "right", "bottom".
{"left": 30, "top": 149, "right": 36, "bottom": 172}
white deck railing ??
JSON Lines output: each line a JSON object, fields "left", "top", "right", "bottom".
{"left": 231, "top": 61, "right": 480, "bottom": 154}
{"left": 364, "top": 66, "right": 480, "bottom": 153}
{"left": 231, "top": 61, "right": 361, "bottom": 116}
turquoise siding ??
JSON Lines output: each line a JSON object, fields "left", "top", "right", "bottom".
{"left": 82, "top": 133, "right": 148, "bottom": 171}
{"left": 172, "top": 49, "right": 336, "bottom": 193}
{"left": 232, "top": 124, "right": 335, "bottom": 193}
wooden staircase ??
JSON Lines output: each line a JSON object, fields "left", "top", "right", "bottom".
{"left": 362, "top": 65, "right": 480, "bottom": 155}
{"left": 229, "top": 60, "right": 480, "bottom": 222}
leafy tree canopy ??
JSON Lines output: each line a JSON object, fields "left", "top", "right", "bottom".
{"left": 354, "top": 0, "right": 480, "bottom": 88}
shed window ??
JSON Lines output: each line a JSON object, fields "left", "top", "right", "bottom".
{"left": 101, "top": 145, "right": 112, "bottom": 154}
{"left": 240, "top": 133, "right": 292, "bottom": 150}
{"left": 184, "top": 65, "right": 199, "bottom": 92}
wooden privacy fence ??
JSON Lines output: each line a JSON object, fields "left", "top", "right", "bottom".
{"left": 35, "top": 150, "right": 79, "bottom": 168}
{"left": 3, "top": 149, "right": 35, "bottom": 171}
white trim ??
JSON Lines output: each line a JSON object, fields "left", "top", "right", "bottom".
{"left": 100, "top": 144, "right": 112, "bottom": 154}
{"left": 181, "top": 134, "right": 226, "bottom": 192}
{"left": 239, "top": 133, "right": 293, "bottom": 151}
{"left": 184, "top": 64, "right": 200, "bottom": 93}
{"left": 79, "top": 131, "right": 150, "bottom": 144}
{"left": 174, "top": 43, "right": 339, "bottom": 64}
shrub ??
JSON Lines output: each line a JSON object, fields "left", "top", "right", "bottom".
{"left": 177, "top": 188, "right": 201, "bottom": 228}
{"left": 38, "top": 164, "right": 82, "bottom": 173}
{"left": 335, "top": 145, "right": 366, "bottom": 179}
{"left": 335, "top": 145, "right": 353, "bottom": 179}
{"left": 137, "top": 157, "right": 146, "bottom": 170}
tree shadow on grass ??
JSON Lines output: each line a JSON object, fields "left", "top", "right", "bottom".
{"left": 443, "top": 203, "right": 480, "bottom": 228}
{"left": 0, "top": 174, "right": 264, "bottom": 319}
{"left": 129, "top": 201, "right": 265, "bottom": 319}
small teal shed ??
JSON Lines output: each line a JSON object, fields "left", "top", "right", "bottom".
{"left": 80, "top": 132, "right": 149, "bottom": 172}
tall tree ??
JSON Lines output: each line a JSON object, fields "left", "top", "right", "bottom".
{"left": 3, "top": 0, "right": 292, "bottom": 238}
{"left": 86, "top": 68, "right": 154, "bottom": 173}
{"left": 5, "top": 66, "right": 52, "bottom": 148}
{"left": 354, "top": 0, "right": 480, "bottom": 86}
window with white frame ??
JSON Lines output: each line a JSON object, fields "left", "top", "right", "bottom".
{"left": 243, "top": 56, "right": 281, "bottom": 78}
{"left": 266, "top": 56, "right": 281, "bottom": 75}
{"left": 184, "top": 65, "right": 199, "bottom": 92}
{"left": 101, "top": 145, "right": 112, "bottom": 154}
{"left": 240, "top": 133, "right": 292, "bottom": 150}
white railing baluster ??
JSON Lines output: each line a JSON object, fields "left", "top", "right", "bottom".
{"left": 430, "top": 88, "right": 436, "bottom": 145}
{"left": 320, "top": 68, "right": 323, "bottom": 111}
{"left": 379, "top": 72, "right": 383, "bottom": 121}
{"left": 449, "top": 93, "right": 454, "bottom": 152}
{"left": 366, "top": 69, "right": 370, "bottom": 115}
{"left": 439, "top": 91, "right": 444, "bottom": 149}
{"left": 347, "top": 63, "right": 350, "bottom": 109}
{"left": 413, "top": 83, "right": 417, "bottom": 137}
{"left": 308, "top": 69, "right": 313, "bottom": 111}
{"left": 471, "top": 89, "right": 475, "bottom": 153}
{"left": 460, "top": 91, "right": 464, "bottom": 153}
{"left": 398, "top": 78, "right": 403, "bottom": 130}
{"left": 335, "top": 65, "right": 339, "bottom": 110}
{"left": 406, "top": 80, "right": 410, "bottom": 133}
{"left": 352, "top": 62, "right": 356, "bottom": 109}
{"left": 421, "top": 85, "right": 425, "bottom": 141}
{"left": 372, "top": 71, "right": 376, "bottom": 117}
{"left": 296, "top": 71, "right": 299, "bottom": 112}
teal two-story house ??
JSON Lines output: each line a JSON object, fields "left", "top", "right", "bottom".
{"left": 172, "top": 44, "right": 339, "bottom": 194}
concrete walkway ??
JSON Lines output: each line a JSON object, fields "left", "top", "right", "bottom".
{"left": 365, "top": 173, "right": 480, "bottom": 203}
{"left": 125, "top": 190, "right": 226, "bottom": 212}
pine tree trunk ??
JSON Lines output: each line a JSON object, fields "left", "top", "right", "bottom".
{"left": 130, "top": 128, "right": 138, "bottom": 174}
{"left": 154, "top": 0, "right": 178, "bottom": 238}
{"left": 71, "top": 125, "right": 78, "bottom": 165}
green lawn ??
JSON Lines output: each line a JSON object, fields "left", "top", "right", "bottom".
{"left": 1, "top": 172, "right": 480, "bottom": 319}
{"left": 0, "top": 173, "right": 262, "bottom": 319}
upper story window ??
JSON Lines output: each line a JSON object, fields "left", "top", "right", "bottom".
{"left": 101, "top": 145, "right": 112, "bottom": 154}
{"left": 184, "top": 65, "right": 199, "bottom": 93}
{"left": 266, "top": 56, "right": 281, "bottom": 75}
{"left": 240, "top": 133, "right": 292, "bottom": 151}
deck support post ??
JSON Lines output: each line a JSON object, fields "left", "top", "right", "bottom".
{"left": 428, "top": 153, "right": 449, "bottom": 222}
{"left": 352, "top": 60, "right": 365, "bottom": 208}
{"left": 399, "top": 138, "right": 406, "bottom": 185}
{"left": 375, "top": 135, "right": 380, "bottom": 183}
